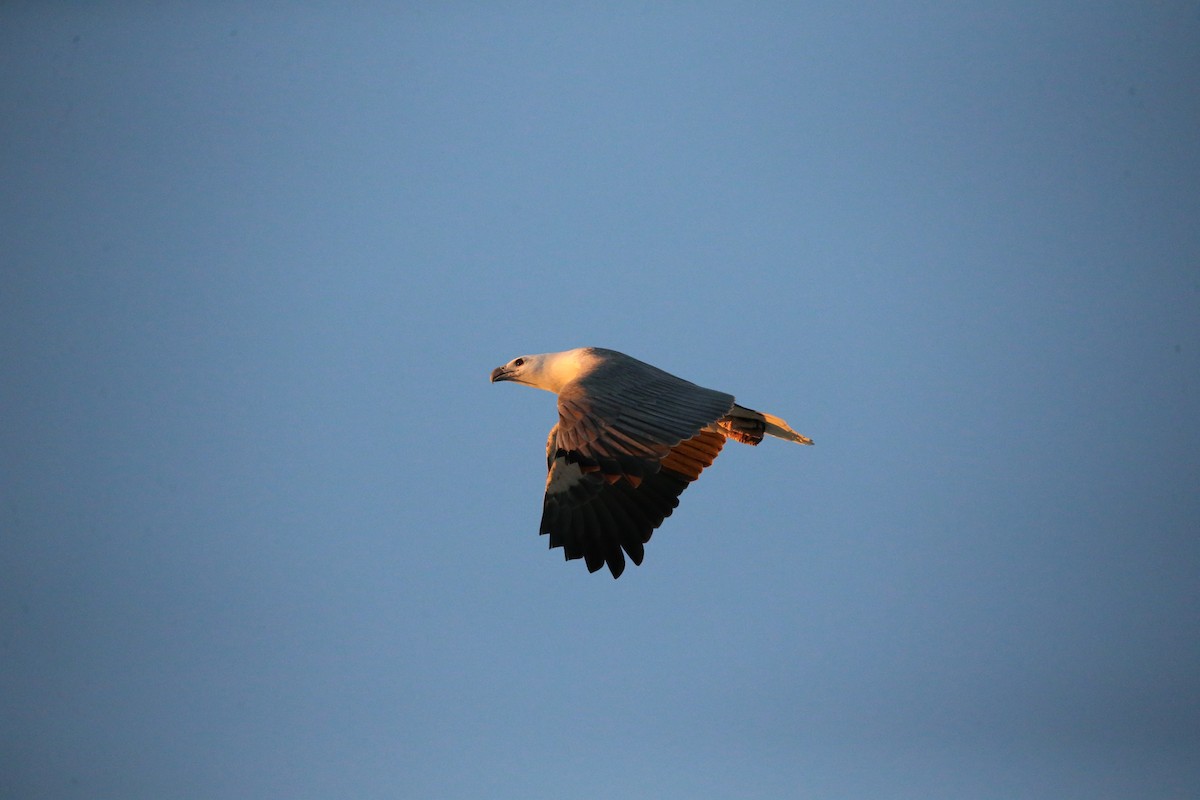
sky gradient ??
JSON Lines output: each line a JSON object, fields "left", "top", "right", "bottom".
{"left": 3, "top": 4, "right": 1198, "bottom": 799}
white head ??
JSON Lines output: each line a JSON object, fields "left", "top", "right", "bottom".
{"left": 490, "top": 348, "right": 597, "bottom": 394}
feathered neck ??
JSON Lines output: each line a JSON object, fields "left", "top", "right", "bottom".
{"left": 526, "top": 348, "right": 599, "bottom": 393}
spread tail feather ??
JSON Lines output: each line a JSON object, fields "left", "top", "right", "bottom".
{"left": 715, "top": 404, "right": 814, "bottom": 446}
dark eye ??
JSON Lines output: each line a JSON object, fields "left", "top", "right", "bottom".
{"left": 513, "top": 358, "right": 524, "bottom": 367}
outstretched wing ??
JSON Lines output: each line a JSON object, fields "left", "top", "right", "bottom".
{"left": 539, "top": 355, "right": 734, "bottom": 577}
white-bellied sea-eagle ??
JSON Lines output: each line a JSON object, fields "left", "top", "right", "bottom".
{"left": 491, "top": 347, "right": 812, "bottom": 578}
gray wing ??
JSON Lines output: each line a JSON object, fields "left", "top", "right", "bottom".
{"left": 539, "top": 354, "right": 735, "bottom": 577}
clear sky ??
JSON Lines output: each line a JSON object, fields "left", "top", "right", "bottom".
{"left": 2, "top": 4, "right": 1198, "bottom": 799}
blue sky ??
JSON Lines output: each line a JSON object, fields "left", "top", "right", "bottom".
{"left": 2, "top": 4, "right": 1198, "bottom": 798}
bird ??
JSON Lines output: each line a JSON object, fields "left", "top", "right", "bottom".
{"left": 490, "top": 347, "right": 813, "bottom": 578}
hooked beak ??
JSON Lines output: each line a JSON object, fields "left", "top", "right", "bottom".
{"left": 490, "top": 365, "right": 510, "bottom": 383}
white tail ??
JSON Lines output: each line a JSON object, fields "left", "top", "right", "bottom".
{"left": 715, "top": 405, "right": 814, "bottom": 446}
{"left": 762, "top": 412, "right": 814, "bottom": 445}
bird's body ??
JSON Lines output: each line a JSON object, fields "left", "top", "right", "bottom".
{"left": 491, "top": 347, "right": 812, "bottom": 577}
